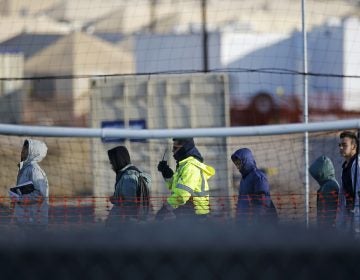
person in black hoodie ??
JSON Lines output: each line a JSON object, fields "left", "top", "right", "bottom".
{"left": 106, "top": 146, "right": 151, "bottom": 225}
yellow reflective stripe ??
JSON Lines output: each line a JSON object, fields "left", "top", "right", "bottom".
{"left": 176, "top": 171, "right": 209, "bottom": 197}
{"left": 200, "top": 171, "right": 206, "bottom": 192}
{"left": 176, "top": 183, "right": 194, "bottom": 195}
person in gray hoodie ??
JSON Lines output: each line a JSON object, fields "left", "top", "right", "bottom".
{"left": 309, "top": 155, "right": 339, "bottom": 228}
{"left": 11, "top": 139, "right": 49, "bottom": 229}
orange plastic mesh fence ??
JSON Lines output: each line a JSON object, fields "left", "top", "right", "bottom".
{"left": 0, "top": 193, "right": 345, "bottom": 229}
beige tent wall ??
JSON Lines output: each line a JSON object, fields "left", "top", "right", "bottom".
{"left": 90, "top": 73, "right": 231, "bottom": 220}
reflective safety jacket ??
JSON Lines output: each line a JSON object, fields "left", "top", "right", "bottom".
{"left": 165, "top": 156, "right": 215, "bottom": 215}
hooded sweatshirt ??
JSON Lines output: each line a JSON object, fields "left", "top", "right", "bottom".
{"left": 14, "top": 139, "right": 49, "bottom": 226}
{"left": 173, "top": 138, "right": 203, "bottom": 163}
{"left": 107, "top": 146, "right": 151, "bottom": 223}
{"left": 309, "top": 155, "right": 339, "bottom": 228}
{"left": 231, "top": 148, "right": 277, "bottom": 225}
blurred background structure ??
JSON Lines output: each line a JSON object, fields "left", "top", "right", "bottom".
{"left": 0, "top": 0, "right": 359, "bottom": 227}
{"left": 1, "top": 1, "right": 360, "bottom": 278}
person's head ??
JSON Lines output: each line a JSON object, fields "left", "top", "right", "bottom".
{"left": 339, "top": 131, "right": 358, "bottom": 160}
{"left": 20, "top": 139, "right": 48, "bottom": 163}
{"left": 172, "top": 138, "right": 202, "bottom": 162}
{"left": 232, "top": 156, "right": 242, "bottom": 171}
{"left": 21, "top": 140, "right": 29, "bottom": 161}
{"left": 231, "top": 148, "right": 256, "bottom": 174}
{"left": 172, "top": 138, "right": 195, "bottom": 155}
{"left": 107, "top": 146, "right": 131, "bottom": 172}
{"left": 309, "top": 155, "right": 336, "bottom": 184}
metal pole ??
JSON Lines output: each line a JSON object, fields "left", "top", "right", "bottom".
{"left": 149, "top": 0, "right": 157, "bottom": 32}
{"left": 301, "top": 0, "right": 310, "bottom": 228}
{"left": 0, "top": 119, "right": 360, "bottom": 138}
{"left": 201, "top": 0, "right": 208, "bottom": 72}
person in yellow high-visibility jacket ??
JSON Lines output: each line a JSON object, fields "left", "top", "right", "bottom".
{"left": 156, "top": 138, "right": 215, "bottom": 221}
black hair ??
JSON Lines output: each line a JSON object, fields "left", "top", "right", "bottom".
{"left": 340, "top": 130, "right": 358, "bottom": 147}
{"left": 23, "top": 140, "right": 29, "bottom": 147}
{"left": 107, "top": 146, "right": 131, "bottom": 172}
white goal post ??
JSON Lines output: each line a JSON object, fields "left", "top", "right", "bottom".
{"left": 0, "top": 118, "right": 359, "bottom": 138}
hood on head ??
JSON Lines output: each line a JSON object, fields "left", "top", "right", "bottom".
{"left": 23, "top": 139, "right": 48, "bottom": 164}
{"left": 309, "top": 155, "right": 335, "bottom": 184}
{"left": 231, "top": 148, "right": 256, "bottom": 175}
{"left": 173, "top": 138, "right": 203, "bottom": 162}
{"left": 107, "top": 146, "right": 131, "bottom": 172}
{"left": 173, "top": 138, "right": 194, "bottom": 148}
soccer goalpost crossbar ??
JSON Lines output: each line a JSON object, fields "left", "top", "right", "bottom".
{"left": 0, "top": 118, "right": 359, "bottom": 138}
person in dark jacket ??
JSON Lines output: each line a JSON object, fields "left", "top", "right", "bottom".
{"left": 106, "top": 146, "right": 151, "bottom": 225}
{"left": 231, "top": 148, "right": 277, "bottom": 226}
{"left": 338, "top": 130, "right": 360, "bottom": 233}
{"left": 309, "top": 155, "right": 339, "bottom": 228}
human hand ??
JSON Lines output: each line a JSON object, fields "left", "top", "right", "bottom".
{"left": 157, "top": 161, "right": 174, "bottom": 179}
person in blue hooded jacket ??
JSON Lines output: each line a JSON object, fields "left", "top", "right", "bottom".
{"left": 231, "top": 148, "right": 277, "bottom": 225}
